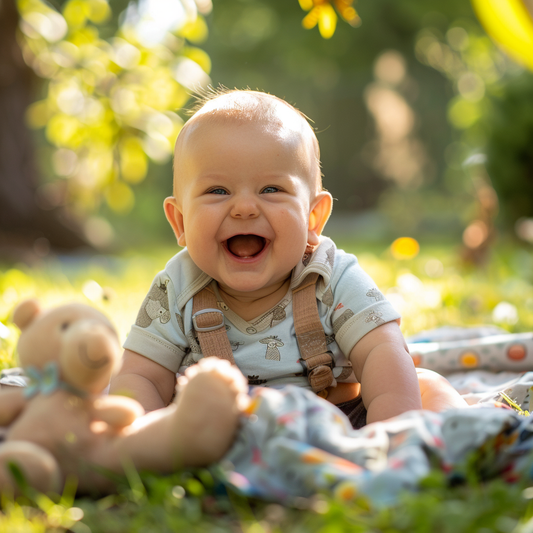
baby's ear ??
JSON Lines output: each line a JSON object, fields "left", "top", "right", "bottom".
{"left": 308, "top": 191, "right": 332, "bottom": 246}
{"left": 164, "top": 196, "right": 187, "bottom": 247}
{"left": 12, "top": 299, "right": 41, "bottom": 330}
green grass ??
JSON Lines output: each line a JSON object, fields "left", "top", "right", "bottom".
{"left": 1, "top": 240, "right": 533, "bottom": 532}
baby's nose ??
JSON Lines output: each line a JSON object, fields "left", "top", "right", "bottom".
{"left": 230, "top": 194, "right": 259, "bottom": 219}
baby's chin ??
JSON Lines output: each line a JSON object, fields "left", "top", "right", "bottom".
{"left": 217, "top": 274, "right": 292, "bottom": 298}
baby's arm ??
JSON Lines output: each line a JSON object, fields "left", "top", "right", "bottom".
{"left": 109, "top": 349, "right": 176, "bottom": 412}
{"left": 350, "top": 321, "right": 422, "bottom": 424}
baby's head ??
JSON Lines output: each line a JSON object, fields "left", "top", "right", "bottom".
{"left": 164, "top": 89, "right": 332, "bottom": 296}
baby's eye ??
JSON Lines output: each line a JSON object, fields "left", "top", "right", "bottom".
{"left": 261, "top": 186, "right": 281, "bottom": 194}
{"left": 61, "top": 322, "right": 70, "bottom": 330}
{"left": 208, "top": 188, "right": 229, "bottom": 195}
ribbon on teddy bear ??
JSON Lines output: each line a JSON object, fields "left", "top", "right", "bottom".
{"left": 24, "top": 362, "right": 86, "bottom": 399}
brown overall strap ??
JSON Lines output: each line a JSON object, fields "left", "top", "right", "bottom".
{"left": 192, "top": 285, "right": 235, "bottom": 364}
{"left": 292, "top": 272, "right": 334, "bottom": 397}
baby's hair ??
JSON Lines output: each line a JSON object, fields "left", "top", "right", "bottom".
{"left": 180, "top": 86, "right": 323, "bottom": 188}
{"left": 187, "top": 85, "right": 314, "bottom": 127}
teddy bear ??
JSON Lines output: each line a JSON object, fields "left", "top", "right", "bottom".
{"left": 0, "top": 299, "right": 247, "bottom": 495}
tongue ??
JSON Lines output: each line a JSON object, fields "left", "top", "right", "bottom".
{"left": 227, "top": 235, "right": 264, "bottom": 257}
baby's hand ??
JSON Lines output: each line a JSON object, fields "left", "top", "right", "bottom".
{"left": 178, "top": 357, "right": 250, "bottom": 412}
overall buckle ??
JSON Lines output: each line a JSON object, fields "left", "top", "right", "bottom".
{"left": 299, "top": 351, "right": 334, "bottom": 375}
{"left": 192, "top": 308, "right": 225, "bottom": 332}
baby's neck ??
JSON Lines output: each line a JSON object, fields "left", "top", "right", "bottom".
{"left": 217, "top": 277, "right": 291, "bottom": 322}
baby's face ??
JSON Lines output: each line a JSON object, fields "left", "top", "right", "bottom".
{"left": 166, "top": 114, "right": 328, "bottom": 297}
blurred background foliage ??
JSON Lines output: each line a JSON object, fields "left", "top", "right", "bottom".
{"left": 1, "top": 5, "right": 533, "bottom": 526}
{"left": 1, "top": 0, "right": 533, "bottom": 256}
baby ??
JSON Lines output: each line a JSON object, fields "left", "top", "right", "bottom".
{"left": 110, "top": 89, "right": 465, "bottom": 426}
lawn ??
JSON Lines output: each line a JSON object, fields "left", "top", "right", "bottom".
{"left": 1, "top": 239, "right": 533, "bottom": 532}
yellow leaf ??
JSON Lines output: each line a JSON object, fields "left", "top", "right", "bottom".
{"left": 471, "top": 0, "right": 533, "bottom": 71}
{"left": 302, "top": 7, "right": 320, "bottom": 30}
{"left": 171, "top": 86, "right": 191, "bottom": 110}
{"left": 46, "top": 114, "right": 79, "bottom": 146}
{"left": 87, "top": 120, "right": 116, "bottom": 146}
{"left": 447, "top": 98, "right": 482, "bottom": 129}
{"left": 105, "top": 181, "right": 134, "bottom": 213}
{"left": 183, "top": 47, "right": 212, "bottom": 74}
{"left": 68, "top": 26, "right": 99, "bottom": 46}
{"left": 299, "top": 0, "right": 314, "bottom": 11}
{"left": 63, "top": 0, "right": 91, "bottom": 28}
{"left": 145, "top": 76, "right": 181, "bottom": 111}
{"left": 119, "top": 137, "right": 147, "bottom": 184}
{"left": 87, "top": 0, "right": 110, "bottom": 24}
{"left": 335, "top": 2, "right": 361, "bottom": 26}
{"left": 180, "top": 15, "right": 209, "bottom": 44}
{"left": 318, "top": 3, "right": 337, "bottom": 38}
{"left": 80, "top": 148, "right": 113, "bottom": 186}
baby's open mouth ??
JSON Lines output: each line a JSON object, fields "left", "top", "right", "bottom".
{"left": 226, "top": 235, "right": 266, "bottom": 258}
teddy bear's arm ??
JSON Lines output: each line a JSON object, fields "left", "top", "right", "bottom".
{"left": 90, "top": 395, "right": 145, "bottom": 429}
{"left": 93, "top": 358, "right": 248, "bottom": 479}
{"left": 0, "top": 388, "right": 27, "bottom": 426}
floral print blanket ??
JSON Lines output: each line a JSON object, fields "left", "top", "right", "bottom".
{"left": 219, "top": 385, "right": 533, "bottom": 506}
{"left": 219, "top": 327, "right": 533, "bottom": 506}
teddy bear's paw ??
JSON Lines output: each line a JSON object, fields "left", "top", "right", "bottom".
{"left": 0, "top": 441, "right": 61, "bottom": 495}
{"left": 179, "top": 357, "right": 249, "bottom": 399}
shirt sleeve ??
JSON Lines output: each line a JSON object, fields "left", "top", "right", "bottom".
{"left": 327, "top": 250, "right": 401, "bottom": 357}
{"left": 123, "top": 271, "right": 188, "bottom": 373}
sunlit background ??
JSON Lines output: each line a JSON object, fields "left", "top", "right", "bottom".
{"left": 1, "top": 0, "right": 533, "bottom": 344}
{"left": 2, "top": 0, "right": 532, "bottom": 253}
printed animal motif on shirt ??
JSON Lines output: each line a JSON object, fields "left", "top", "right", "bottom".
{"left": 260, "top": 336, "right": 284, "bottom": 361}
{"left": 186, "top": 330, "right": 202, "bottom": 354}
{"left": 249, "top": 303, "right": 288, "bottom": 331}
{"left": 230, "top": 341, "right": 244, "bottom": 352}
{"left": 248, "top": 375, "right": 268, "bottom": 385}
{"left": 135, "top": 280, "right": 171, "bottom": 328}
{"left": 366, "top": 288, "right": 384, "bottom": 302}
{"left": 332, "top": 309, "right": 355, "bottom": 334}
{"left": 326, "top": 245, "right": 335, "bottom": 268}
{"left": 271, "top": 306, "right": 287, "bottom": 326}
{"left": 365, "top": 310, "right": 384, "bottom": 325}
{"left": 175, "top": 313, "right": 185, "bottom": 333}
{"left": 182, "top": 352, "right": 196, "bottom": 367}
{"left": 322, "top": 287, "right": 334, "bottom": 307}
{"left": 325, "top": 333, "right": 336, "bottom": 345}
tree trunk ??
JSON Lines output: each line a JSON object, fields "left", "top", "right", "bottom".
{"left": 0, "top": 0, "right": 90, "bottom": 258}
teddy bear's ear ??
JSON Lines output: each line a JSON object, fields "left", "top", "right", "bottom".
{"left": 12, "top": 299, "right": 41, "bottom": 330}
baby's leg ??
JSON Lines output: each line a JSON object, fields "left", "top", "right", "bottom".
{"left": 111, "top": 358, "right": 249, "bottom": 474}
{"left": 417, "top": 368, "right": 468, "bottom": 411}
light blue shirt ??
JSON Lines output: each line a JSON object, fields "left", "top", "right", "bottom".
{"left": 123, "top": 237, "right": 401, "bottom": 389}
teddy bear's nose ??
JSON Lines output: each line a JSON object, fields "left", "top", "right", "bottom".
{"left": 79, "top": 341, "right": 110, "bottom": 370}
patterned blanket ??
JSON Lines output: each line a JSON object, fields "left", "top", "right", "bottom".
{"left": 218, "top": 327, "right": 533, "bottom": 505}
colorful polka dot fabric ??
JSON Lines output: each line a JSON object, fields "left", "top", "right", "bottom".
{"left": 406, "top": 326, "right": 533, "bottom": 374}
